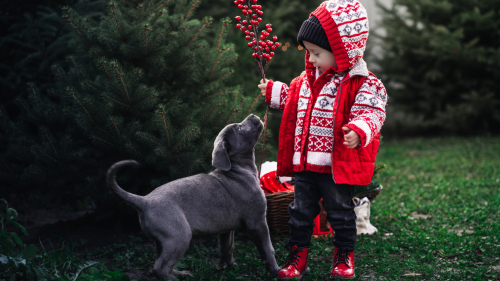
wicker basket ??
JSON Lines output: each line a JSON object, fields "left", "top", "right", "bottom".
{"left": 265, "top": 192, "right": 295, "bottom": 233}
{"left": 264, "top": 184, "right": 383, "bottom": 233}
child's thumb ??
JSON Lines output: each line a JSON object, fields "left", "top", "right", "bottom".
{"left": 342, "top": 126, "right": 350, "bottom": 131}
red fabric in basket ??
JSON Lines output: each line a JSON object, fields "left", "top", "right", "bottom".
{"left": 260, "top": 171, "right": 294, "bottom": 193}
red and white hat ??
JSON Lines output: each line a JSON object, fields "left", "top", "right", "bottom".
{"left": 311, "top": 0, "right": 369, "bottom": 73}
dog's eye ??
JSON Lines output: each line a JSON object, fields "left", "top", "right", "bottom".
{"left": 238, "top": 125, "right": 242, "bottom": 131}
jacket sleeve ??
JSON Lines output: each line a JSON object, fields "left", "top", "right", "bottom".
{"left": 345, "top": 74, "right": 388, "bottom": 148}
{"left": 264, "top": 80, "right": 289, "bottom": 112}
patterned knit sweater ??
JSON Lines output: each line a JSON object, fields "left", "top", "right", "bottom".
{"left": 265, "top": 59, "right": 387, "bottom": 173}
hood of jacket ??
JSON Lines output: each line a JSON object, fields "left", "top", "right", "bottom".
{"left": 306, "top": 0, "right": 369, "bottom": 74}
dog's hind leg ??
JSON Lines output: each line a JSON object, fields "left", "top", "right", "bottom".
{"left": 246, "top": 219, "right": 280, "bottom": 277}
{"left": 217, "top": 231, "right": 237, "bottom": 270}
{"left": 153, "top": 235, "right": 192, "bottom": 280}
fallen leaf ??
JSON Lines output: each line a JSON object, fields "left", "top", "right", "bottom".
{"left": 411, "top": 211, "right": 432, "bottom": 219}
{"left": 401, "top": 273, "right": 422, "bottom": 277}
{"left": 408, "top": 150, "right": 420, "bottom": 156}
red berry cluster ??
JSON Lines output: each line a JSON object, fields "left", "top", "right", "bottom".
{"left": 233, "top": 0, "right": 280, "bottom": 64}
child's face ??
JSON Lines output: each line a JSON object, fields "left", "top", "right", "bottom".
{"left": 303, "top": 40, "right": 337, "bottom": 73}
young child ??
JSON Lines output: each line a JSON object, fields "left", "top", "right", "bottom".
{"left": 258, "top": 0, "right": 387, "bottom": 279}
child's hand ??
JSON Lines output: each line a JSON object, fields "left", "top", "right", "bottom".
{"left": 258, "top": 79, "right": 268, "bottom": 98}
{"left": 342, "top": 127, "right": 360, "bottom": 149}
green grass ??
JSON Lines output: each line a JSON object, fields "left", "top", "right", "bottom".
{"left": 3, "top": 137, "right": 499, "bottom": 280}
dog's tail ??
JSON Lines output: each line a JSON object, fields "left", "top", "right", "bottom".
{"left": 106, "top": 160, "right": 145, "bottom": 210}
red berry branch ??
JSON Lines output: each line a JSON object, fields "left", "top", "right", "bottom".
{"left": 233, "top": 0, "right": 280, "bottom": 80}
{"left": 233, "top": 0, "right": 280, "bottom": 176}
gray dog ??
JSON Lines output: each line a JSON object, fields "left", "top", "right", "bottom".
{"left": 106, "top": 114, "right": 280, "bottom": 280}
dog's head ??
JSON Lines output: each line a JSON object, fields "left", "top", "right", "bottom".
{"left": 212, "top": 114, "right": 264, "bottom": 171}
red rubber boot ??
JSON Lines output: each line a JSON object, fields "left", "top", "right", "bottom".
{"left": 277, "top": 246, "right": 310, "bottom": 280}
{"left": 331, "top": 247, "right": 355, "bottom": 279}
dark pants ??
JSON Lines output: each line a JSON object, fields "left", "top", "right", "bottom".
{"left": 285, "top": 171, "right": 357, "bottom": 252}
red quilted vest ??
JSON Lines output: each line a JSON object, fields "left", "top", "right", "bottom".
{"left": 276, "top": 71, "right": 379, "bottom": 185}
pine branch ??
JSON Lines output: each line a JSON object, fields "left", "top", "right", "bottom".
{"left": 97, "top": 127, "right": 115, "bottom": 141}
{"left": 28, "top": 84, "right": 47, "bottom": 117}
{"left": 125, "top": 47, "right": 143, "bottom": 55}
{"left": 111, "top": 119, "right": 121, "bottom": 138}
{"left": 221, "top": 55, "right": 237, "bottom": 65}
{"left": 148, "top": 0, "right": 173, "bottom": 15}
{"left": 234, "top": 89, "right": 239, "bottom": 103}
{"left": 131, "top": 69, "right": 143, "bottom": 81}
{"left": 111, "top": 63, "right": 131, "bottom": 103}
{"left": 90, "top": 133, "right": 118, "bottom": 148}
{"left": 203, "top": 44, "right": 207, "bottom": 59}
{"left": 34, "top": 146, "right": 58, "bottom": 163}
{"left": 175, "top": 56, "right": 194, "bottom": 72}
{"left": 100, "top": 36, "right": 121, "bottom": 43}
{"left": 182, "top": 0, "right": 200, "bottom": 23}
{"left": 144, "top": 0, "right": 153, "bottom": 10}
{"left": 41, "top": 128, "right": 60, "bottom": 160}
{"left": 158, "top": 107, "right": 171, "bottom": 147}
{"left": 151, "top": 28, "right": 173, "bottom": 48}
{"left": 85, "top": 99, "right": 99, "bottom": 111}
{"left": 110, "top": 2, "right": 125, "bottom": 41}
{"left": 100, "top": 61, "right": 113, "bottom": 82}
{"left": 172, "top": 128, "right": 196, "bottom": 150}
{"left": 135, "top": 92, "right": 158, "bottom": 106}
{"left": 214, "top": 20, "right": 229, "bottom": 54}
{"left": 239, "top": 97, "right": 244, "bottom": 113}
{"left": 247, "top": 91, "right": 261, "bottom": 116}
{"left": 68, "top": 88, "right": 94, "bottom": 123}
{"left": 200, "top": 89, "right": 230, "bottom": 103}
{"left": 127, "top": 144, "right": 144, "bottom": 158}
{"left": 209, "top": 70, "right": 233, "bottom": 84}
{"left": 225, "top": 109, "right": 238, "bottom": 127}
{"left": 137, "top": 133, "right": 164, "bottom": 147}
{"left": 200, "top": 103, "right": 220, "bottom": 126}
{"left": 178, "top": 0, "right": 184, "bottom": 13}
{"left": 180, "top": 28, "right": 186, "bottom": 45}
{"left": 204, "top": 145, "right": 214, "bottom": 157}
{"left": 208, "top": 49, "right": 224, "bottom": 80}
{"left": 122, "top": 0, "right": 137, "bottom": 8}
{"left": 125, "top": 121, "right": 139, "bottom": 140}
{"left": 85, "top": 82, "right": 131, "bottom": 107}
{"left": 70, "top": 57, "right": 86, "bottom": 80}
{"left": 53, "top": 66, "right": 69, "bottom": 88}
{"left": 216, "top": 111, "right": 224, "bottom": 125}
{"left": 151, "top": 10, "right": 164, "bottom": 25}
{"left": 156, "top": 64, "right": 165, "bottom": 83}
{"left": 62, "top": 9, "right": 91, "bottom": 47}
{"left": 186, "top": 19, "right": 211, "bottom": 47}
{"left": 64, "top": 108, "right": 96, "bottom": 134}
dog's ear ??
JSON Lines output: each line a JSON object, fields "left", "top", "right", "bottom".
{"left": 212, "top": 137, "right": 231, "bottom": 171}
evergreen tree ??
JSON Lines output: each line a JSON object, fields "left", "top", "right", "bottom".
{"left": 376, "top": 0, "right": 500, "bottom": 134}
{"left": 0, "top": 1, "right": 106, "bottom": 196}
{"left": 0, "top": 0, "right": 263, "bottom": 218}
{"left": 0, "top": 1, "right": 106, "bottom": 109}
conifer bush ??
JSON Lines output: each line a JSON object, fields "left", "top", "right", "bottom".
{"left": 0, "top": 0, "right": 264, "bottom": 217}
{"left": 376, "top": 0, "right": 500, "bottom": 134}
